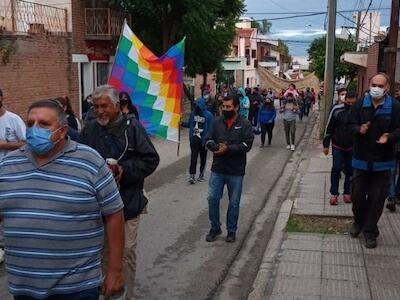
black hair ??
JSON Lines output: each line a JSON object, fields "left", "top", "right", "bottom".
{"left": 28, "top": 99, "right": 68, "bottom": 126}
{"left": 346, "top": 91, "right": 358, "bottom": 99}
{"left": 223, "top": 95, "right": 240, "bottom": 107}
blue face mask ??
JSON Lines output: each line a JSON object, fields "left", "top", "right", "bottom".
{"left": 26, "top": 126, "right": 62, "bottom": 155}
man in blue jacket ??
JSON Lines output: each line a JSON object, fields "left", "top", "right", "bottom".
{"left": 349, "top": 73, "right": 400, "bottom": 248}
{"left": 184, "top": 98, "right": 214, "bottom": 184}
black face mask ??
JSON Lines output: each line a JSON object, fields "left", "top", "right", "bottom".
{"left": 120, "top": 99, "right": 129, "bottom": 106}
{"left": 222, "top": 110, "right": 235, "bottom": 120}
{"left": 396, "top": 97, "right": 400, "bottom": 101}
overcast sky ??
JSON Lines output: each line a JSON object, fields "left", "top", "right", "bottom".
{"left": 244, "top": 0, "right": 392, "bottom": 57}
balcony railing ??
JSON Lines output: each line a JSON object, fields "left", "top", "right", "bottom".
{"left": 85, "top": 8, "right": 130, "bottom": 40}
{"left": 0, "top": 0, "right": 67, "bottom": 34}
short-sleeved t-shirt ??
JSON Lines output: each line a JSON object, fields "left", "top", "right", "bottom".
{"left": 0, "top": 111, "right": 26, "bottom": 160}
{"left": 0, "top": 139, "right": 124, "bottom": 299}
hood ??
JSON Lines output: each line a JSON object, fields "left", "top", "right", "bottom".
{"left": 194, "top": 97, "right": 207, "bottom": 111}
{"left": 238, "top": 87, "right": 246, "bottom": 97}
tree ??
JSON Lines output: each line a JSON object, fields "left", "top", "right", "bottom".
{"left": 111, "top": 0, "right": 245, "bottom": 86}
{"left": 308, "top": 36, "right": 357, "bottom": 81}
{"left": 272, "top": 39, "right": 292, "bottom": 64}
{"left": 251, "top": 19, "right": 272, "bottom": 34}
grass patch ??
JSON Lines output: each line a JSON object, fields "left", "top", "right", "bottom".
{"left": 286, "top": 214, "right": 352, "bottom": 235}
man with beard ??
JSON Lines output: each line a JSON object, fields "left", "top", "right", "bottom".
{"left": 205, "top": 95, "right": 254, "bottom": 243}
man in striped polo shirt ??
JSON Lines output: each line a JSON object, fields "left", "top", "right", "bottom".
{"left": 0, "top": 100, "right": 125, "bottom": 299}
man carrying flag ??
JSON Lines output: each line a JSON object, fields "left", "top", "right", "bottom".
{"left": 80, "top": 85, "right": 160, "bottom": 299}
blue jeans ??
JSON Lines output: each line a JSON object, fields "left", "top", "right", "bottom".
{"left": 389, "top": 159, "right": 400, "bottom": 199}
{"left": 330, "top": 147, "right": 353, "bottom": 195}
{"left": 14, "top": 287, "right": 100, "bottom": 300}
{"left": 208, "top": 172, "right": 244, "bottom": 233}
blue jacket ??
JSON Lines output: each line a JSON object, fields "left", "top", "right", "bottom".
{"left": 183, "top": 98, "right": 214, "bottom": 146}
{"left": 238, "top": 87, "right": 250, "bottom": 118}
{"left": 258, "top": 105, "right": 276, "bottom": 125}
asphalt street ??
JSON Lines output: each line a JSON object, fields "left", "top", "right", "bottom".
{"left": 0, "top": 113, "right": 316, "bottom": 300}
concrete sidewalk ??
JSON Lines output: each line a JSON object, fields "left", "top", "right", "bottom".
{"left": 250, "top": 120, "right": 400, "bottom": 300}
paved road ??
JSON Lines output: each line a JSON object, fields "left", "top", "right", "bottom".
{"left": 0, "top": 114, "right": 316, "bottom": 300}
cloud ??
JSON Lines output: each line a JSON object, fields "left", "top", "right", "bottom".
{"left": 269, "top": 29, "right": 326, "bottom": 38}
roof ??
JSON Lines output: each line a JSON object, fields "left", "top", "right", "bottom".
{"left": 232, "top": 28, "right": 257, "bottom": 47}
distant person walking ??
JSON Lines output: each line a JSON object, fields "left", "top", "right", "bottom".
{"left": 323, "top": 90, "right": 357, "bottom": 206}
{"left": 303, "top": 87, "right": 314, "bottom": 117}
{"left": 238, "top": 87, "right": 250, "bottom": 119}
{"left": 257, "top": 98, "right": 276, "bottom": 147}
{"left": 280, "top": 92, "right": 298, "bottom": 151}
{"left": 349, "top": 73, "right": 400, "bottom": 249}
{"left": 205, "top": 95, "right": 254, "bottom": 243}
{"left": 119, "top": 91, "right": 140, "bottom": 120}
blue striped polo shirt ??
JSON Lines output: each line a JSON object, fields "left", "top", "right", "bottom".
{"left": 0, "top": 139, "right": 124, "bottom": 299}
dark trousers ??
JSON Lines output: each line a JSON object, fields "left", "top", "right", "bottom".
{"left": 283, "top": 119, "right": 296, "bottom": 145}
{"left": 304, "top": 103, "right": 311, "bottom": 116}
{"left": 330, "top": 148, "right": 353, "bottom": 195}
{"left": 351, "top": 169, "right": 391, "bottom": 238}
{"left": 189, "top": 139, "right": 207, "bottom": 175}
{"left": 14, "top": 287, "right": 100, "bottom": 300}
{"left": 249, "top": 108, "right": 259, "bottom": 126}
{"left": 260, "top": 122, "right": 275, "bottom": 145}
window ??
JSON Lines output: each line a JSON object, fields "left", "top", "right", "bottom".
{"left": 245, "top": 49, "right": 250, "bottom": 56}
{"left": 96, "top": 63, "right": 111, "bottom": 86}
{"left": 252, "top": 49, "right": 256, "bottom": 58}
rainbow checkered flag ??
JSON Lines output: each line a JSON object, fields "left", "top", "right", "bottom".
{"left": 108, "top": 23, "right": 185, "bottom": 142}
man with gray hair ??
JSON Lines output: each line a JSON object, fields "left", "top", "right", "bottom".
{"left": 0, "top": 99, "right": 126, "bottom": 299}
{"left": 80, "top": 85, "right": 159, "bottom": 299}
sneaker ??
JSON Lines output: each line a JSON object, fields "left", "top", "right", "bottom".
{"left": 365, "top": 237, "right": 377, "bottom": 249}
{"left": 329, "top": 195, "right": 339, "bottom": 206}
{"left": 226, "top": 232, "right": 236, "bottom": 243}
{"left": 206, "top": 228, "right": 222, "bottom": 242}
{"left": 290, "top": 144, "right": 295, "bottom": 151}
{"left": 0, "top": 248, "right": 4, "bottom": 264}
{"left": 386, "top": 198, "right": 396, "bottom": 212}
{"left": 350, "top": 223, "right": 362, "bottom": 238}
{"left": 343, "top": 194, "right": 352, "bottom": 203}
{"left": 197, "top": 173, "right": 206, "bottom": 182}
{"left": 188, "top": 175, "right": 196, "bottom": 184}
{"left": 286, "top": 145, "right": 291, "bottom": 150}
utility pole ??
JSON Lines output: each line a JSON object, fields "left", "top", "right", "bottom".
{"left": 355, "top": 10, "right": 361, "bottom": 47}
{"left": 321, "top": 0, "right": 336, "bottom": 134}
{"left": 386, "top": 0, "right": 399, "bottom": 96}
{"left": 369, "top": 12, "right": 372, "bottom": 45}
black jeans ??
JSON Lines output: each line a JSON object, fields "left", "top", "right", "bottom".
{"left": 190, "top": 139, "right": 207, "bottom": 175}
{"left": 351, "top": 169, "right": 391, "bottom": 238}
{"left": 260, "top": 122, "right": 275, "bottom": 145}
{"left": 330, "top": 148, "right": 353, "bottom": 195}
{"left": 304, "top": 103, "right": 311, "bottom": 116}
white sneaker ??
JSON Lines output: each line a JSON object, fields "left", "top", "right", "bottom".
{"left": 286, "top": 145, "right": 291, "bottom": 150}
{"left": 0, "top": 248, "right": 4, "bottom": 264}
{"left": 290, "top": 144, "right": 295, "bottom": 151}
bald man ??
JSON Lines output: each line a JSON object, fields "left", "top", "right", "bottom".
{"left": 349, "top": 73, "right": 400, "bottom": 248}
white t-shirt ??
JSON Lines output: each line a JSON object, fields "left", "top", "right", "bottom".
{"left": 0, "top": 111, "right": 26, "bottom": 160}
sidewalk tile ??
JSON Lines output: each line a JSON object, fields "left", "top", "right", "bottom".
{"left": 294, "top": 197, "right": 324, "bottom": 204}
{"left": 322, "top": 252, "right": 364, "bottom": 267}
{"left": 322, "top": 265, "right": 368, "bottom": 282}
{"left": 370, "top": 283, "right": 400, "bottom": 300}
{"left": 271, "top": 276, "right": 321, "bottom": 296}
{"left": 363, "top": 245, "right": 400, "bottom": 257}
{"left": 286, "top": 233, "right": 324, "bottom": 241}
{"left": 282, "top": 239, "right": 323, "bottom": 251}
{"left": 270, "top": 294, "right": 320, "bottom": 300}
{"left": 292, "top": 203, "right": 324, "bottom": 215}
{"left": 277, "top": 262, "right": 321, "bottom": 278}
{"left": 367, "top": 267, "right": 400, "bottom": 284}
{"left": 364, "top": 255, "right": 400, "bottom": 269}
{"left": 322, "top": 240, "right": 363, "bottom": 253}
{"left": 321, "top": 279, "right": 371, "bottom": 299}
{"left": 279, "top": 249, "right": 322, "bottom": 264}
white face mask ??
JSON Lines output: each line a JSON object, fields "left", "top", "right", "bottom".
{"left": 370, "top": 87, "right": 385, "bottom": 99}
{"left": 339, "top": 95, "right": 346, "bottom": 102}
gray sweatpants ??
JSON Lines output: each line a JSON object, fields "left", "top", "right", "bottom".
{"left": 284, "top": 119, "right": 296, "bottom": 145}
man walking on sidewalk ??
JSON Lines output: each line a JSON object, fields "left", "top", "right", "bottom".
{"left": 205, "top": 95, "right": 254, "bottom": 243}
{"left": 323, "top": 90, "right": 357, "bottom": 205}
{"left": 349, "top": 73, "right": 400, "bottom": 249}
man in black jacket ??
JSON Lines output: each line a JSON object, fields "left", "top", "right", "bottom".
{"left": 349, "top": 73, "right": 400, "bottom": 249}
{"left": 323, "top": 90, "right": 357, "bottom": 205}
{"left": 80, "top": 85, "right": 159, "bottom": 299}
{"left": 205, "top": 95, "right": 254, "bottom": 243}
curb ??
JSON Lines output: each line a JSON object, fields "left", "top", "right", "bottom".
{"left": 247, "top": 115, "right": 320, "bottom": 300}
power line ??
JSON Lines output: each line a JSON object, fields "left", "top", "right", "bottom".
{"left": 338, "top": 12, "right": 381, "bottom": 36}
{"left": 359, "top": 0, "right": 374, "bottom": 30}
{"left": 244, "top": 7, "right": 391, "bottom": 15}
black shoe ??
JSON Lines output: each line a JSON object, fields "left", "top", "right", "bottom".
{"left": 386, "top": 201, "right": 396, "bottom": 212}
{"left": 226, "top": 232, "right": 236, "bottom": 243}
{"left": 188, "top": 175, "right": 196, "bottom": 185}
{"left": 365, "top": 237, "right": 377, "bottom": 249}
{"left": 206, "top": 228, "right": 222, "bottom": 242}
{"left": 350, "top": 223, "right": 362, "bottom": 238}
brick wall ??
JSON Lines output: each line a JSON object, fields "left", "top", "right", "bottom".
{"left": 0, "top": 34, "right": 75, "bottom": 120}
{"left": 363, "top": 43, "right": 380, "bottom": 93}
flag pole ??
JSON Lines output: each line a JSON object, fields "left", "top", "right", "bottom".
{"left": 177, "top": 94, "right": 183, "bottom": 157}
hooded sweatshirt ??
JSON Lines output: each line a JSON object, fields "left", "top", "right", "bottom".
{"left": 238, "top": 87, "right": 250, "bottom": 118}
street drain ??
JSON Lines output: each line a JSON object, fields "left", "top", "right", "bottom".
{"left": 286, "top": 214, "right": 353, "bottom": 235}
